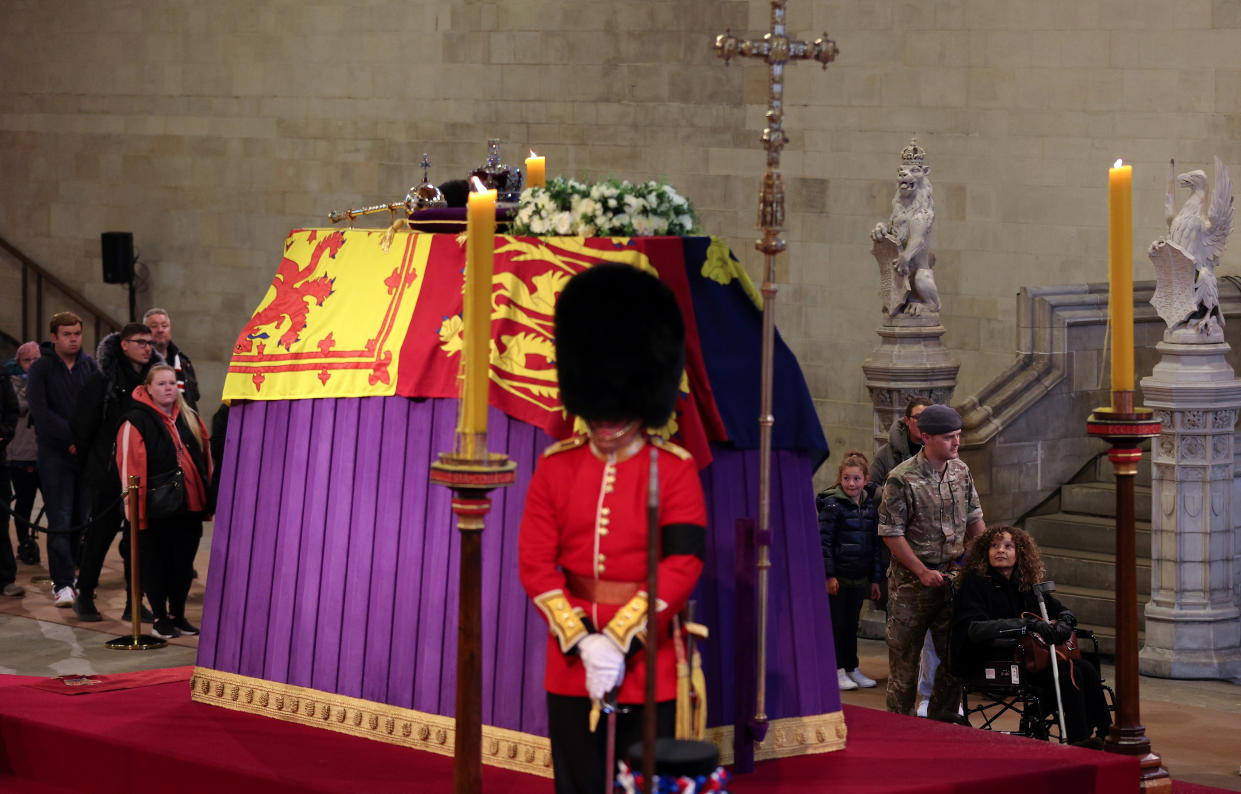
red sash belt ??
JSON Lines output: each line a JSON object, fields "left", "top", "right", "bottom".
{"left": 565, "top": 573, "right": 640, "bottom": 605}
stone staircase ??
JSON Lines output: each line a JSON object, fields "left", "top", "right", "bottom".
{"left": 1022, "top": 453, "right": 1152, "bottom": 657}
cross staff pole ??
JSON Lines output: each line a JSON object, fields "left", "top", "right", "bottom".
{"left": 714, "top": 0, "right": 837, "bottom": 753}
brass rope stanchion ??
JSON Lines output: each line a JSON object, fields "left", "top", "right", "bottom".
{"left": 106, "top": 475, "right": 166, "bottom": 651}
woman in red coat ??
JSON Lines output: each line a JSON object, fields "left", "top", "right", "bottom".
{"left": 116, "top": 364, "right": 211, "bottom": 639}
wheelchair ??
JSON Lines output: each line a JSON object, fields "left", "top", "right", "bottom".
{"left": 960, "top": 628, "right": 1115, "bottom": 743}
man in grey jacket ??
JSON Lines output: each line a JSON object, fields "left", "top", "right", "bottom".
{"left": 869, "top": 396, "right": 931, "bottom": 487}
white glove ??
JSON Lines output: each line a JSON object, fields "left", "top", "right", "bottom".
{"left": 577, "top": 634, "right": 626, "bottom": 700}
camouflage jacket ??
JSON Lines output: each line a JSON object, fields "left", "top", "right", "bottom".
{"left": 878, "top": 450, "right": 983, "bottom": 568}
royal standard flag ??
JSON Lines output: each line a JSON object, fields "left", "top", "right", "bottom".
{"left": 224, "top": 229, "right": 444, "bottom": 401}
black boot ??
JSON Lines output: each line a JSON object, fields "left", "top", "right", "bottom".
{"left": 74, "top": 591, "right": 103, "bottom": 622}
{"left": 121, "top": 599, "right": 155, "bottom": 622}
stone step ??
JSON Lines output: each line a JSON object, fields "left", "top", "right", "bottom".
{"left": 1023, "top": 513, "right": 1151, "bottom": 558}
{"left": 1060, "top": 482, "right": 1152, "bottom": 522}
{"left": 1069, "top": 624, "right": 1143, "bottom": 659}
{"left": 859, "top": 600, "right": 885, "bottom": 641}
{"left": 1052, "top": 583, "right": 1149, "bottom": 634}
{"left": 1039, "top": 546, "right": 1151, "bottom": 596}
{"left": 858, "top": 590, "right": 1140, "bottom": 657}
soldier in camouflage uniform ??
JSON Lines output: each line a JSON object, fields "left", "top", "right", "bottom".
{"left": 878, "top": 404, "right": 985, "bottom": 721}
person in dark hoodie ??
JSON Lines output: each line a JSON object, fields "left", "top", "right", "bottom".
{"left": 818, "top": 450, "right": 883, "bottom": 692}
{"left": 0, "top": 370, "right": 22, "bottom": 597}
{"left": 6, "top": 343, "right": 42, "bottom": 567}
{"left": 70, "top": 323, "right": 161, "bottom": 621}
{"left": 27, "top": 312, "right": 99, "bottom": 607}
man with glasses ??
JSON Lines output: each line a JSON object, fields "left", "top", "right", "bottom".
{"left": 878, "top": 404, "right": 985, "bottom": 721}
{"left": 70, "top": 323, "right": 160, "bottom": 621}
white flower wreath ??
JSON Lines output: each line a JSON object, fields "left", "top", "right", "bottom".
{"left": 510, "top": 177, "right": 698, "bottom": 237}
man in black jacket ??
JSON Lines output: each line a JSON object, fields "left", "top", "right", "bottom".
{"left": 28, "top": 312, "right": 99, "bottom": 607}
{"left": 143, "top": 308, "right": 199, "bottom": 410}
{"left": 70, "top": 323, "right": 159, "bottom": 621}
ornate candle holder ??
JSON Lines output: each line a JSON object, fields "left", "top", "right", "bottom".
{"left": 1086, "top": 398, "right": 1170, "bottom": 792}
{"left": 429, "top": 449, "right": 516, "bottom": 793}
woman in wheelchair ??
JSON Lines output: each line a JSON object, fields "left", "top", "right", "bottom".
{"left": 951, "top": 526, "right": 1111, "bottom": 747}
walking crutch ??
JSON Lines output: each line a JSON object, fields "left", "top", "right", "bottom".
{"left": 1034, "top": 580, "right": 1067, "bottom": 742}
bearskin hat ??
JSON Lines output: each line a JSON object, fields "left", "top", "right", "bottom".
{"left": 554, "top": 264, "right": 685, "bottom": 429}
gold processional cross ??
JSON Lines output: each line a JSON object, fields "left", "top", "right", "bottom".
{"left": 714, "top": 0, "right": 838, "bottom": 747}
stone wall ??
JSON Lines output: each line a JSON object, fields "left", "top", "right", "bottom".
{"left": 3, "top": 1, "right": 1241, "bottom": 472}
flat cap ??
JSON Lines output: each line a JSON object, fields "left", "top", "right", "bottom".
{"left": 916, "top": 404, "right": 962, "bottom": 436}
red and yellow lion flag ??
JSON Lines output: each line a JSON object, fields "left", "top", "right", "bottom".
{"left": 225, "top": 230, "right": 717, "bottom": 466}
{"left": 224, "top": 229, "right": 443, "bottom": 401}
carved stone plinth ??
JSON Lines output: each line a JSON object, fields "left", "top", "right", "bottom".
{"left": 862, "top": 317, "right": 960, "bottom": 448}
{"left": 1139, "top": 340, "right": 1241, "bottom": 680}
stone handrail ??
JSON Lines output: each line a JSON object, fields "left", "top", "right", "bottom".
{"left": 956, "top": 280, "right": 1241, "bottom": 448}
{"left": 951, "top": 278, "right": 1241, "bottom": 523}
{"left": 0, "top": 232, "right": 124, "bottom": 346}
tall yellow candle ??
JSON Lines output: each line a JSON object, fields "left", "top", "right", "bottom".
{"left": 1108, "top": 159, "right": 1134, "bottom": 404}
{"left": 525, "top": 151, "right": 546, "bottom": 188}
{"left": 463, "top": 177, "right": 497, "bottom": 452}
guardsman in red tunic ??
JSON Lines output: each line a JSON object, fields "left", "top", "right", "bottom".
{"left": 519, "top": 263, "right": 707, "bottom": 794}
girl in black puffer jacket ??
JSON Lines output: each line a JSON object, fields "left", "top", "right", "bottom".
{"left": 817, "top": 450, "right": 883, "bottom": 691}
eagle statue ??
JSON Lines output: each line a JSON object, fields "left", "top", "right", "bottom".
{"left": 1149, "top": 156, "right": 1234, "bottom": 336}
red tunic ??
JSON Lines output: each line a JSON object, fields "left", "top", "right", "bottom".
{"left": 519, "top": 435, "right": 706, "bottom": 703}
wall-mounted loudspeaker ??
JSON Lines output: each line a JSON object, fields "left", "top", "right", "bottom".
{"left": 101, "top": 231, "right": 134, "bottom": 284}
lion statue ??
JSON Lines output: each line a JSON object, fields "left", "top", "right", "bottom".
{"left": 871, "top": 138, "right": 941, "bottom": 318}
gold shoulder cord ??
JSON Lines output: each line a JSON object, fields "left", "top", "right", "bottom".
{"left": 649, "top": 435, "right": 692, "bottom": 461}
{"left": 543, "top": 435, "right": 588, "bottom": 458}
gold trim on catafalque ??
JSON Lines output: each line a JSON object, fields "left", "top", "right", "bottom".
{"left": 190, "top": 667, "right": 556, "bottom": 777}
{"left": 704, "top": 710, "right": 847, "bottom": 765}
{"left": 190, "top": 667, "right": 845, "bottom": 777}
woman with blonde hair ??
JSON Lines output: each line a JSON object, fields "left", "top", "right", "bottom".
{"left": 115, "top": 364, "right": 211, "bottom": 638}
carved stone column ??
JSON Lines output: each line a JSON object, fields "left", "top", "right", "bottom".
{"left": 1139, "top": 337, "right": 1241, "bottom": 679}
{"left": 862, "top": 315, "right": 959, "bottom": 451}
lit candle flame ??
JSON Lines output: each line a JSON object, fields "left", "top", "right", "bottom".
{"left": 471, "top": 176, "right": 487, "bottom": 192}
{"left": 529, "top": 149, "right": 539, "bottom": 158}
{"left": 1114, "top": 159, "right": 1124, "bottom": 168}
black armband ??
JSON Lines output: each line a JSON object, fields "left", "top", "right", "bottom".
{"left": 661, "top": 523, "right": 706, "bottom": 560}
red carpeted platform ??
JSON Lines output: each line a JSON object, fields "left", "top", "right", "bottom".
{"left": 0, "top": 667, "right": 1174, "bottom": 793}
